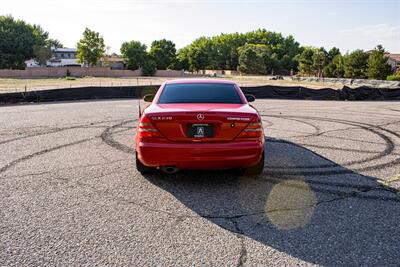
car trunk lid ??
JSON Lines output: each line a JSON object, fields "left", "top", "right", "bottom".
{"left": 144, "top": 103, "right": 258, "bottom": 142}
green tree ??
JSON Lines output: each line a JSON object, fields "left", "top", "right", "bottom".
{"left": 31, "top": 24, "right": 49, "bottom": 47}
{"left": 188, "top": 47, "right": 208, "bottom": 71}
{"left": 268, "top": 53, "right": 281, "bottom": 74}
{"left": 46, "top": 39, "right": 63, "bottom": 48}
{"left": 120, "top": 41, "right": 148, "bottom": 70}
{"left": 279, "top": 35, "right": 302, "bottom": 72}
{"left": 324, "top": 48, "right": 343, "bottom": 78}
{"left": 327, "top": 47, "right": 340, "bottom": 60}
{"left": 186, "top": 37, "right": 213, "bottom": 71}
{"left": 238, "top": 44, "right": 267, "bottom": 74}
{"left": 30, "top": 25, "right": 60, "bottom": 66}
{"left": 170, "top": 47, "right": 190, "bottom": 70}
{"left": 367, "top": 45, "right": 392, "bottom": 80}
{"left": 312, "top": 48, "right": 328, "bottom": 77}
{"left": 344, "top": 49, "right": 369, "bottom": 79}
{"left": 0, "top": 15, "right": 51, "bottom": 69}
{"left": 209, "top": 34, "right": 234, "bottom": 69}
{"left": 149, "top": 39, "right": 176, "bottom": 69}
{"left": 295, "top": 47, "right": 315, "bottom": 76}
{"left": 178, "top": 29, "right": 302, "bottom": 74}
{"left": 76, "top": 28, "right": 106, "bottom": 66}
{"left": 325, "top": 54, "right": 345, "bottom": 78}
{"left": 141, "top": 57, "right": 157, "bottom": 76}
{"left": 33, "top": 45, "right": 52, "bottom": 66}
{"left": 237, "top": 44, "right": 279, "bottom": 74}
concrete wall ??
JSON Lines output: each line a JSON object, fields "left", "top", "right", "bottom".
{"left": 204, "top": 70, "right": 240, "bottom": 76}
{"left": 0, "top": 68, "right": 198, "bottom": 78}
{"left": 155, "top": 70, "right": 185, "bottom": 77}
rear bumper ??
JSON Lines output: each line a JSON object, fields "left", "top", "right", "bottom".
{"left": 137, "top": 139, "right": 264, "bottom": 170}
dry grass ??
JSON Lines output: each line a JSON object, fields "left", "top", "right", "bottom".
{"left": 0, "top": 75, "right": 343, "bottom": 93}
{"left": 222, "top": 75, "right": 344, "bottom": 89}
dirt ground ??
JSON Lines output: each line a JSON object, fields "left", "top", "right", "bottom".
{"left": 0, "top": 75, "right": 344, "bottom": 93}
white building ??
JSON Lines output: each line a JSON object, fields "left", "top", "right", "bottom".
{"left": 25, "top": 48, "right": 83, "bottom": 67}
{"left": 25, "top": 59, "right": 40, "bottom": 68}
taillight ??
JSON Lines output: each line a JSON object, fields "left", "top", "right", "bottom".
{"left": 137, "top": 116, "right": 163, "bottom": 139}
{"left": 237, "top": 118, "right": 263, "bottom": 139}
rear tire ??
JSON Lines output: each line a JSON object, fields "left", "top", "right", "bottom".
{"left": 245, "top": 151, "right": 264, "bottom": 175}
{"left": 136, "top": 152, "right": 154, "bottom": 174}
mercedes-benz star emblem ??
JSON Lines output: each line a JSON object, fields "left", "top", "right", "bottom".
{"left": 197, "top": 114, "right": 205, "bottom": 121}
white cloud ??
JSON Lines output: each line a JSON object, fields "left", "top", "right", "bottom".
{"left": 339, "top": 24, "right": 400, "bottom": 52}
{"left": 341, "top": 24, "right": 400, "bottom": 38}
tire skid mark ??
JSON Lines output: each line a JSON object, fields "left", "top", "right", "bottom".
{"left": 0, "top": 136, "right": 97, "bottom": 174}
{"left": 93, "top": 110, "right": 400, "bottom": 263}
{"left": 292, "top": 107, "right": 400, "bottom": 119}
{"left": 261, "top": 119, "right": 274, "bottom": 128}
{"left": 262, "top": 173, "right": 399, "bottom": 202}
{"left": 311, "top": 134, "right": 386, "bottom": 145}
{"left": 100, "top": 119, "right": 137, "bottom": 154}
{"left": 101, "top": 116, "right": 399, "bottom": 175}
{"left": 0, "top": 118, "right": 124, "bottom": 146}
{"left": 264, "top": 115, "right": 398, "bottom": 170}
{"left": 295, "top": 143, "right": 384, "bottom": 154}
{"left": 0, "top": 119, "right": 130, "bottom": 175}
{"left": 2, "top": 159, "right": 129, "bottom": 181}
{"left": 264, "top": 116, "right": 320, "bottom": 138}
{"left": 265, "top": 139, "right": 399, "bottom": 175}
{"left": 100, "top": 119, "right": 400, "bottom": 203}
{"left": 387, "top": 108, "right": 400, "bottom": 113}
{"left": 3, "top": 108, "right": 398, "bottom": 264}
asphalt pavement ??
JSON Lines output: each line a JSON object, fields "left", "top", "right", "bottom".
{"left": 1, "top": 99, "right": 400, "bottom": 266}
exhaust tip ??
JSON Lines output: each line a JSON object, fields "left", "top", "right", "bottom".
{"left": 160, "top": 166, "right": 179, "bottom": 174}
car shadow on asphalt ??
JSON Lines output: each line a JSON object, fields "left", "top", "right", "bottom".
{"left": 142, "top": 137, "right": 400, "bottom": 266}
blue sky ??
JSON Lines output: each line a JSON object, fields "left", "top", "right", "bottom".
{"left": 3, "top": 0, "right": 400, "bottom": 53}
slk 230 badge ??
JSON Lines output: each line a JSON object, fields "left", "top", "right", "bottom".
{"left": 151, "top": 116, "right": 173, "bottom": 121}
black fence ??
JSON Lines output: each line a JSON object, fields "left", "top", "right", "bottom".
{"left": 1, "top": 85, "right": 400, "bottom": 104}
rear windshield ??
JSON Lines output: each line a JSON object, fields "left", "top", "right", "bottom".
{"left": 158, "top": 83, "right": 243, "bottom": 104}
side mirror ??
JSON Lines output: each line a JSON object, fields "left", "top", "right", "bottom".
{"left": 143, "top": 94, "right": 155, "bottom": 102}
{"left": 245, "top": 94, "right": 255, "bottom": 103}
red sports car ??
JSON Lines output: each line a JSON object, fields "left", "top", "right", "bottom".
{"left": 135, "top": 79, "right": 265, "bottom": 174}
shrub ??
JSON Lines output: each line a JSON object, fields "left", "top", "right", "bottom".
{"left": 142, "top": 59, "right": 157, "bottom": 76}
{"left": 387, "top": 73, "right": 400, "bottom": 81}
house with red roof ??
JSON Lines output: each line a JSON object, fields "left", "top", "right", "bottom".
{"left": 386, "top": 53, "right": 400, "bottom": 72}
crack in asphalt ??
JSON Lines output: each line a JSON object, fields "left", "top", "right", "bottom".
{"left": 97, "top": 118, "right": 400, "bottom": 202}
{"left": 1, "top": 159, "right": 129, "bottom": 181}
{"left": 2, "top": 107, "right": 400, "bottom": 265}
{"left": 200, "top": 185, "right": 400, "bottom": 221}
{"left": 231, "top": 218, "right": 248, "bottom": 267}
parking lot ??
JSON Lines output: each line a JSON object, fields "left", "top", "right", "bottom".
{"left": 1, "top": 99, "right": 400, "bottom": 266}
